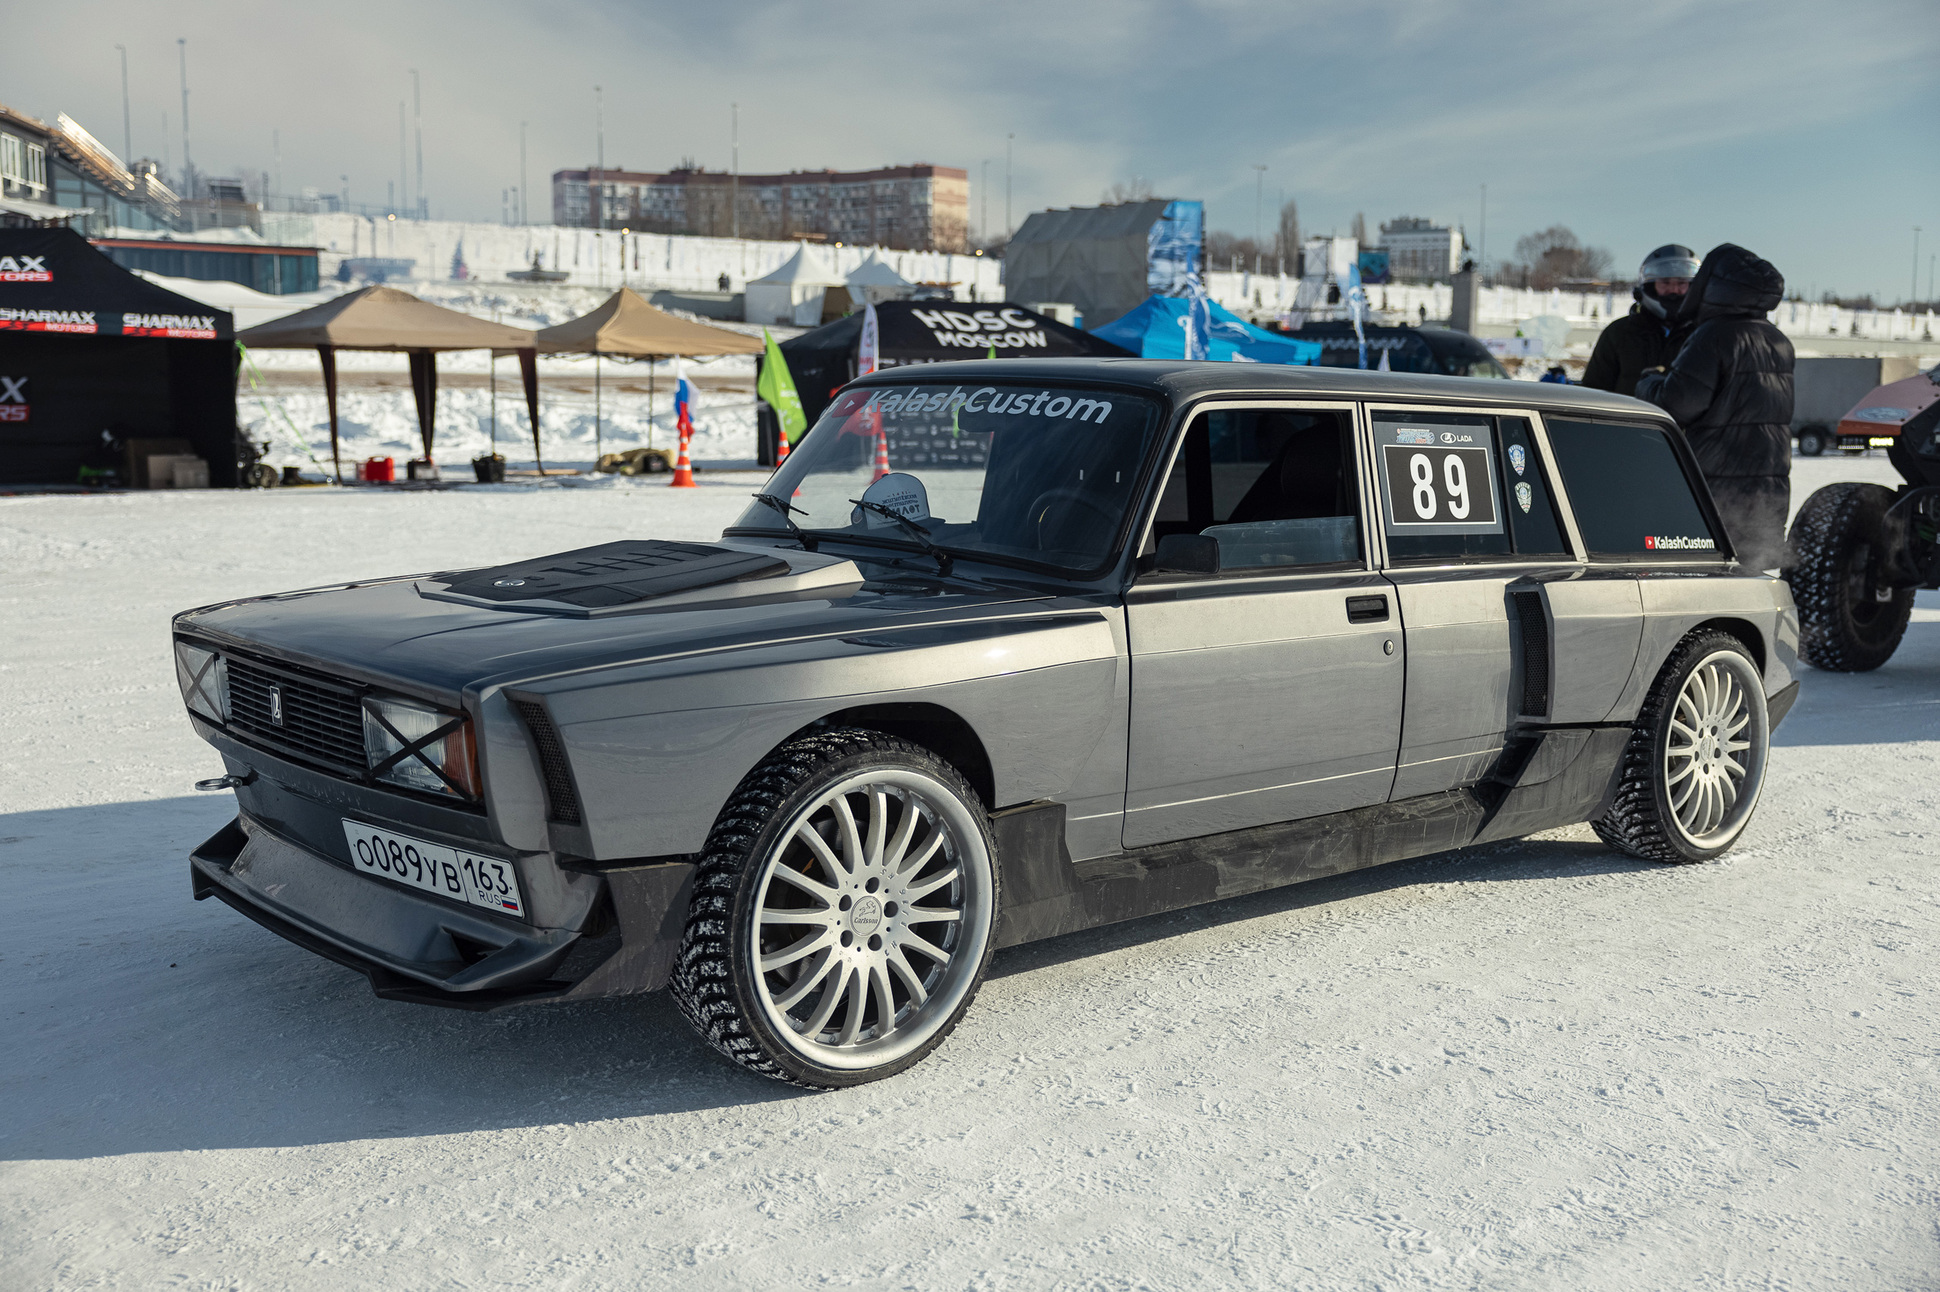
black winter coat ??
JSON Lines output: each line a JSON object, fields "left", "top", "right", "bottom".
{"left": 1582, "top": 304, "right": 1682, "bottom": 397}
{"left": 1635, "top": 244, "right": 1794, "bottom": 479}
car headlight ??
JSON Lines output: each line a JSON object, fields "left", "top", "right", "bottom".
{"left": 363, "top": 696, "right": 481, "bottom": 799}
{"left": 174, "top": 641, "right": 229, "bottom": 723}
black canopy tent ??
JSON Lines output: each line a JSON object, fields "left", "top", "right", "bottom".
{"left": 0, "top": 228, "right": 238, "bottom": 486}
{"left": 759, "top": 300, "right": 1133, "bottom": 462}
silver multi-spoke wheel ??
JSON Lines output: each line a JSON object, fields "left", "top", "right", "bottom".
{"left": 673, "top": 729, "right": 999, "bottom": 1087}
{"left": 752, "top": 769, "right": 993, "bottom": 1069}
{"left": 1595, "top": 632, "right": 1770, "bottom": 863}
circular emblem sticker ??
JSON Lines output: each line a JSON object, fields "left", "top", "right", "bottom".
{"left": 1515, "top": 481, "right": 1533, "bottom": 513}
{"left": 851, "top": 895, "right": 883, "bottom": 934}
{"left": 1508, "top": 444, "right": 1527, "bottom": 476}
{"left": 1850, "top": 407, "right": 1911, "bottom": 423}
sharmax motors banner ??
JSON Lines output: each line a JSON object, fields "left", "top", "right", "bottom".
{"left": 0, "top": 228, "right": 232, "bottom": 340}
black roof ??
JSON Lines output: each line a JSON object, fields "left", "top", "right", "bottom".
{"left": 849, "top": 357, "right": 1669, "bottom": 422}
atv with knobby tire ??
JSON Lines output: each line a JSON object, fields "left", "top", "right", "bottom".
{"left": 1785, "top": 364, "right": 1940, "bottom": 672}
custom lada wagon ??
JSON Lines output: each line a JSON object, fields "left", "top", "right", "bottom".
{"left": 177, "top": 360, "right": 1799, "bottom": 1087}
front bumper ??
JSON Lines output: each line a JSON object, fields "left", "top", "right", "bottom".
{"left": 192, "top": 815, "right": 694, "bottom": 1011}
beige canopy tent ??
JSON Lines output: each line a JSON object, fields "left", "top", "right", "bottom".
{"left": 236, "top": 285, "right": 543, "bottom": 480}
{"left": 535, "top": 288, "right": 762, "bottom": 456}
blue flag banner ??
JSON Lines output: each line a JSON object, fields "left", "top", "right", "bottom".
{"left": 1147, "top": 200, "right": 1204, "bottom": 298}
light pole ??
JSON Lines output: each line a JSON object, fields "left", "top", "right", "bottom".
{"left": 398, "top": 102, "right": 407, "bottom": 216}
{"left": 1004, "top": 133, "right": 1013, "bottom": 239}
{"left": 176, "top": 38, "right": 191, "bottom": 196}
{"left": 731, "top": 102, "right": 739, "bottom": 241}
{"left": 1478, "top": 182, "right": 1488, "bottom": 280}
{"left": 519, "top": 121, "right": 528, "bottom": 225}
{"left": 411, "top": 69, "right": 423, "bottom": 219}
{"left": 593, "top": 85, "right": 604, "bottom": 231}
{"left": 1914, "top": 227, "right": 1923, "bottom": 305}
{"left": 1252, "top": 164, "right": 1267, "bottom": 271}
{"left": 115, "top": 45, "right": 130, "bottom": 164}
{"left": 980, "top": 159, "right": 990, "bottom": 245}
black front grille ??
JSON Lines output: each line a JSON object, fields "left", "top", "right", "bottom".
{"left": 227, "top": 657, "right": 368, "bottom": 772}
{"left": 1513, "top": 590, "right": 1551, "bottom": 718}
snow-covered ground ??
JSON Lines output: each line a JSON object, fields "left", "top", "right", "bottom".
{"left": 2, "top": 455, "right": 1937, "bottom": 1289}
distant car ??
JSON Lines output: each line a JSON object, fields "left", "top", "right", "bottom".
{"left": 1289, "top": 323, "right": 1511, "bottom": 379}
{"left": 177, "top": 361, "right": 1797, "bottom": 1088}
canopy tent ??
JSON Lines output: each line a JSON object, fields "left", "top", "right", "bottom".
{"left": 744, "top": 243, "right": 845, "bottom": 327}
{"left": 1089, "top": 295, "right": 1323, "bottom": 365}
{"left": 0, "top": 227, "right": 238, "bottom": 486}
{"left": 767, "top": 300, "right": 1136, "bottom": 446}
{"left": 235, "top": 285, "right": 540, "bottom": 480}
{"left": 535, "top": 287, "right": 762, "bottom": 455}
{"left": 844, "top": 251, "right": 914, "bottom": 307}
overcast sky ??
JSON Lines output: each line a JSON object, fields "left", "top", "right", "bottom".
{"left": 10, "top": 0, "right": 1937, "bottom": 301}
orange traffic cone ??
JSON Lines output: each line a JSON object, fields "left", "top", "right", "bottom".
{"left": 775, "top": 430, "right": 791, "bottom": 464}
{"left": 670, "top": 423, "right": 696, "bottom": 488}
{"left": 871, "top": 422, "right": 890, "bottom": 482}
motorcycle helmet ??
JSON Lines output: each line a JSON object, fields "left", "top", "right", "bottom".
{"left": 1636, "top": 244, "right": 1700, "bottom": 320}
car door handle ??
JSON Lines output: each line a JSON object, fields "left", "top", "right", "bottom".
{"left": 1346, "top": 594, "right": 1390, "bottom": 623}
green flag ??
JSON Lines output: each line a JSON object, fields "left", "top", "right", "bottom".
{"left": 756, "top": 330, "right": 808, "bottom": 446}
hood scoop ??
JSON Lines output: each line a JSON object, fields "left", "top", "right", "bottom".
{"left": 417, "top": 540, "right": 860, "bottom": 618}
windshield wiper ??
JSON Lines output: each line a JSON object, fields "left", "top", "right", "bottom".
{"left": 749, "top": 492, "right": 818, "bottom": 551}
{"left": 849, "top": 498, "right": 953, "bottom": 576}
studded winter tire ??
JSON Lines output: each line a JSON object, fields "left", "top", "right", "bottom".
{"left": 1592, "top": 631, "right": 1770, "bottom": 864}
{"left": 1785, "top": 482, "right": 1915, "bottom": 672}
{"left": 670, "top": 728, "right": 999, "bottom": 1087}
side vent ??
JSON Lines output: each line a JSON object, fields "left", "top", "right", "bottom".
{"left": 514, "top": 700, "right": 584, "bottom": 825}
{"left": 1513, "top": 590, "right": 1552, "bottom": 719}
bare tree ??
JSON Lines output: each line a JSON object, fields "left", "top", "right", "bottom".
{"left": 1206, "top": 231, "right": 1269, "bottom": 272}
{"left": 1507, "top": 225, "right": 1615, "bottom": 288}
{"left": 1276, "top": 199, "right": 1300, "bottom": 272}
{"left": 1101, "top": 176, "right": 1156, "bottom": 205}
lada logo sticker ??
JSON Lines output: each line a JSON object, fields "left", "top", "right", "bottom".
{"left": 1515, "top": 481, "right": 1533, "bottom": 513}
{"left": 494, "top": 578, "right": 526, "bottom": 587}
{"left": 1394, "top": 428, "right": 1434, "bottom": 445}
{"left": 1508, "top": 444, "right": 1527, "bottom": 475}
{"left": 269, "top": 685, "right": 285, "bottom": 726}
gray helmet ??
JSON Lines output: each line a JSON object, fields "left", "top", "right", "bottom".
{"left": 1639, "top": 244, "right": 1700, "bottom": 283}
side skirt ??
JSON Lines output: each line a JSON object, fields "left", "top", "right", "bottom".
{"left": 991, "top": 725, "right": 1629, "bottom": 950}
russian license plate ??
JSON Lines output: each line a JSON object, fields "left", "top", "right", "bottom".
{"left": 340, "top": 820, "right": 526, "bottom": 918}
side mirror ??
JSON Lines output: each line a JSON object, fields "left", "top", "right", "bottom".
{"left": 1155, "top": 533, "right": 1220, "bottom": 575}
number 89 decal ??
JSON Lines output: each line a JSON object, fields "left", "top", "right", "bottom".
{"left": 1377, "top": 426, "right": 1502, "bottom": 536}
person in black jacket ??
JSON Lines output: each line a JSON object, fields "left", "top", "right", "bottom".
{"left": 1636, "top": 243, "right": 1795, "bottom": 570}
{"left": 1582, "top": 244, "right": 1700, "bottom": 396}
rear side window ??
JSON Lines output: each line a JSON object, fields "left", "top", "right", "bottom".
{"left": 1545, "top": 418, "right": 1722, "bottom": 558}
{"left": 1372, "top": 411, "right": 1568, "bottom": 561}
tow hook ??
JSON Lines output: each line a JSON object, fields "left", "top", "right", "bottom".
{"left": 195, "top": 772, "right": 256, "bottom": 792}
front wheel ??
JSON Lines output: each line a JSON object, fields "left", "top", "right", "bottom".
{"left": 1785, "top": 482, "right": 1915, "bottom": 671}
{"left": 1795, "top": 427, "right": 1828, "bottom": 456}
{"left": 671, "top": 728, "right": 999, "bottom": 1087}
{"left": 1593, "top": 631, "right": 1770, "bottom": 863}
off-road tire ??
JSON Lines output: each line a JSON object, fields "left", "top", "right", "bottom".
{"left": 1785, "top": 482, "right": 1914, "bottom": 672}
{"left": 1795, "top": 427, "right": 1828, "bottom": 457}
{"left": 1592, "top": 631, "right": 1770, "bottom": 864}
{"left": 670, "top": 728, "right": 999, "bottom": 1088}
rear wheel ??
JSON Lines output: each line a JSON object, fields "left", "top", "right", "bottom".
{"left": 1593, "top": 631, "right": 1770, "bottom": 863}
{"left": 671, "top": 728, "right": 998, "bottom": 1088}
{"left": 1785, "top": 482, "right": 1914, "bottom": 671}
{"left": 1795, "top": 426, "right": 1829, "bottom": 456}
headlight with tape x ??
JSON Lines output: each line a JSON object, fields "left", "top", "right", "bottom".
{"left": 174, "top": 640, "right": 229, "bottom": 722}
{"left": 362, "top": 695, "right": 482, "bottom": 799}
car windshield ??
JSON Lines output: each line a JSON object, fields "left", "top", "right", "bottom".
{"left": 730, "top": 381, "right": 1164, "bottom": 574}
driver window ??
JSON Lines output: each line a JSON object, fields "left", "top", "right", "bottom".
{"left": 1147, "top": 408, "right": 1363, "bottom": 570}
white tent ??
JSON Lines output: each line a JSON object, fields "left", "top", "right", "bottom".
{"left": 845, "top": 251, "right": 915, "bottom": 307}
{"left": 745, "top": 243, "right": 846, "bottom": 326}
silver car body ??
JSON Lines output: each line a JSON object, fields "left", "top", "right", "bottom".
{"left": 176, "top": 361, "right": 1798, "bottom": 1008}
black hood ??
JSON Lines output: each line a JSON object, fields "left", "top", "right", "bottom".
{"left": 1682, "top": 243, "right": 1784, "bottom": 324}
